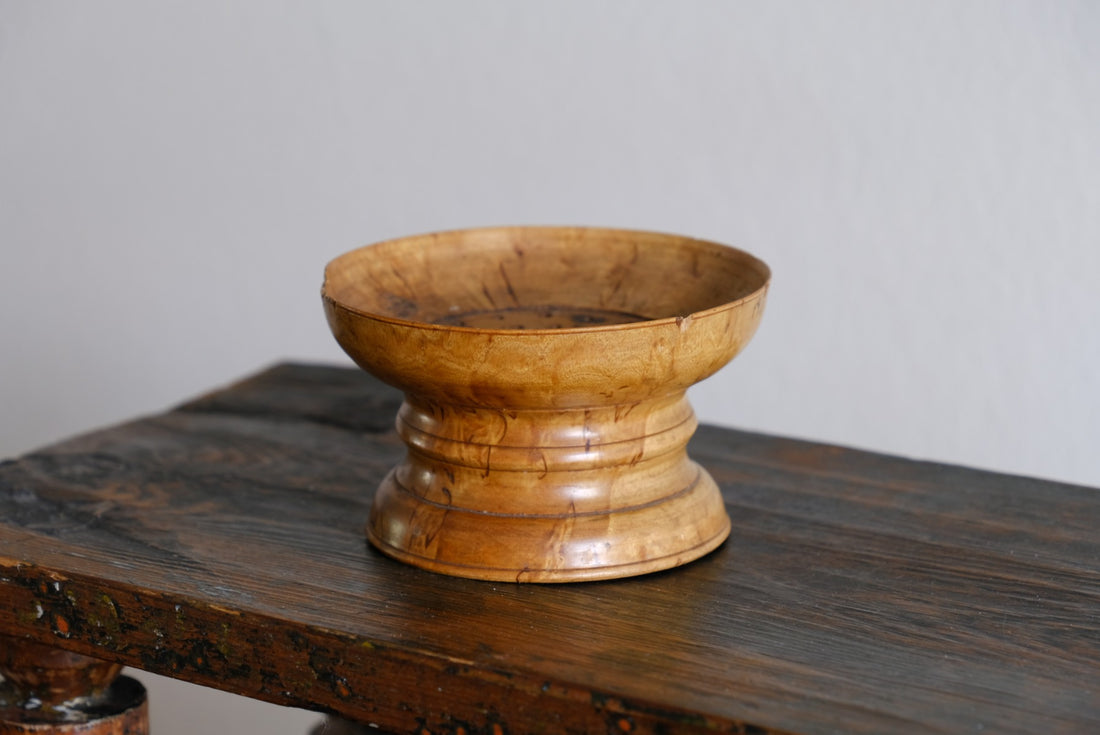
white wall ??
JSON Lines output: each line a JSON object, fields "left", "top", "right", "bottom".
{"left": 2, "top": 2, "right": 1097, "bottom": 733}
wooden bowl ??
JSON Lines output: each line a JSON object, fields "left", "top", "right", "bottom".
{"left": 322, "top": 226, "right": 770, "bottom": 582}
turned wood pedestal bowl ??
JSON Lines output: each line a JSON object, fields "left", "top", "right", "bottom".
{"left": 322, "top": 226, "right": 770, "bottom": 582}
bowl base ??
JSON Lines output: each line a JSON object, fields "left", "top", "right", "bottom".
{"left": 368, "top": 510, "right": 730, "bottom": 583}
{"left": 365, "top": 393, "right": 732, "bottom": 582}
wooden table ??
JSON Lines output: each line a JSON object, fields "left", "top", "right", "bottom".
{"left": 1, "top": 363, "right": 1097, "bottom": 734}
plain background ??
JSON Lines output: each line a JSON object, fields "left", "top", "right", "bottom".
{"left": 2, "top": 2, "right": 1098, "bottom": 732}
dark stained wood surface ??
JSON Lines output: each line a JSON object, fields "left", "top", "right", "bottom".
{"left": 1, "top": 363, "right": 1097, "bottom": 734}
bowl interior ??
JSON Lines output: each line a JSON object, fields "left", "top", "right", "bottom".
{"left": 323, "top": 227, "right": 770, "bottom": 331}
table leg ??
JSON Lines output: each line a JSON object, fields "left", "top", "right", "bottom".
{"left": 0, "top": 635, "right": 147, "bottom": 734}
{"left": 311, "top": 717, "right": 399, "bottom": 735}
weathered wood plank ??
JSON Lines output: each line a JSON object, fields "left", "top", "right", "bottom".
{"left": 1, "top": 363, "right": 1097, "bottom": 734}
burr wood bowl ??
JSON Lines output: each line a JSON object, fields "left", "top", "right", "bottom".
{"left": 322, "top": 226, "right": 770, "bottom": 582}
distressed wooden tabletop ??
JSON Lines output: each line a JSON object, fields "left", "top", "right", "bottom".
{"left": 0, "top": 363, "right": 1097, "bottom": 734}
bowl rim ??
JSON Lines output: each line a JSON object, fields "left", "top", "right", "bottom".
{"left": 321, "top": 225, "right": 771, "bottom": 336}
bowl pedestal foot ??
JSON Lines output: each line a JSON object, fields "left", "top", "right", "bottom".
{"left": 367, "top": 392, "right": 731, "bottom": 582}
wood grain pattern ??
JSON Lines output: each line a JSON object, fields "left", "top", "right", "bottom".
{"left": 322, "top": 226, "right": 770, "bottom": 581}
{"left": 1, "top": 363, "right": 1098, "bottom": 734}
